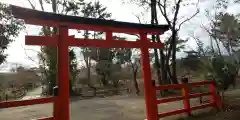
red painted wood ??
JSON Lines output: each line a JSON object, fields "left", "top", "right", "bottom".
{"left": 154, "top": 80, "right": 220, "bottom": 118}
{"left": 155, "top": 84, "right": 184, "bottom": 90}
{"left": 57, "top": 26, "right": 70, "bottom": 120}
{"left": 72, "top": 38, "right": 163, "bottom": 48}
{"left": 182, "top": 86, "right": 191, "bottom": 116}
{"left": 216, "top": 94, "right": 224, "bottom": 109}
{"left": 0, "top": 97, "right": 55, "bottom": 108}
{"left": 209, "top": 82, "right": 224, "bottom": 109}
{"left": 187, "top": 81, "right": 213, "bottom": 86}
{"left": 71, "top": 38, "right": 143, "bottom": 48}
{"left": 155, "top": 81, "right": 214, "bottom": 90}
{"left": 25, "top": 36, "right": 58, "bottom": 46}
{"left": 189, "top": 92, "right": 211, "bottom": 98}
{"left": 191, "top": 103, "right": 213, "bottom": 110}
{"left": 158, "top": 108, "right": 187, "bottom": 118}
{"left": 140, "top": 33, "right": 158, "bottom": 120}
{"left": 25, "top": 19, "right": 164, "bottom": 35}
{"left": 37, "top": 117, "right": 54, "bottom": 120}
{"left": 156, "top": 96, "right": 184, "bottom": 104}
{"left": 209, "top": 83, "right": 215, "bottom": 103}
{"left": 25, "top": 36, "right": 164, "bottom": 48}
{"left": 106, "top": 31, "right": 112, "bottom": 41}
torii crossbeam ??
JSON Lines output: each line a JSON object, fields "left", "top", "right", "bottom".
{"left": 1, "top": 5, "right": 169, "bottom": 120}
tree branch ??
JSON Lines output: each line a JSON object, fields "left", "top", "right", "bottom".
{"left": 39, "top": 0, "right": 45, "bottom": 11}
{"left": 177, "top": 9, "right": 200, "bottom": 30}
{"left": 157, "top": 0, "right": 172, "bottom": 27}
{"left": 201, "top": 23, "right": 222, "bottom": 56}
{"left": 172, "top": 0, "right": 182, "bottom": 28}
{"left": 27, "top": 0, "right": 36, "bottom": 10}
{"left": 188, "top": 33, "right": 206, "bottom": 56}
{"left": 135, "top": 14, "right": 142, "bottom": 24}
{"left": 21, "top": 44, "right": 40, "bottom": 66}
{"left": 61, "top": 0, "right": 67, "bottom": 14}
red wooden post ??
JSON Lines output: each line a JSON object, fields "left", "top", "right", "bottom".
{"left": 182, "top": 85, "right": 191, "bottom": 116}
{"left": 140, "top": 33, "right": 158, "bottom": 120}
{"left": 106, "top": 31, "right": 112, "bottom": 41}
{"left": 57, "top": 25, "right": 70, "bottom": 120}
{"left": 209, "top": 82, "right": 223, "bottom": 110}
{"left": 209, "top": 82, "right": 215, "bottom": 104}
{"left": 53, "top": 87, "right": 59, "bottom": 120}
{"left": 216, "top": 94, "right": 223, "bottom": 109}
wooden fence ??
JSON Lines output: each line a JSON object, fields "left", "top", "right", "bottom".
{"left": 154, "top": 81, "right": 223, "bottom": 119}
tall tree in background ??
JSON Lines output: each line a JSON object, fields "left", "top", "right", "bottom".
{"left": 28, "top": 0, "right": 84, "bottom": 95}
{"left": 157, "top": 0, "right": 199, "bottom": 84}
{"left": 202, "top": 10, "right": 223, "bottom": 57}
{"left": 80, "top": 1, "right": 112, "bottom": 88}
{"left": 111, "top": 36, "right": 141, "bottom": 95}
{"left": 202, "top": 0, "right": 239, "bottom": 57}
{"left": 125, "top": 0, "right": 199, "bottom": 84}
{"left": 0, "top": 3, "right": 24, "bottom": 65}
{"left": 129, "top": 49, "right": 141, "bottom": 95}
{"left": 150, "top": 0, "right": 165, "bottom": 88}
{"left": 202, "top": 0, "right": 240, "bottom": 78}
{"left": 211, "top": 12, "right": 240, "bottom": 58}
{"left": 69, "top": 49, "right": 79, "bottom": 94}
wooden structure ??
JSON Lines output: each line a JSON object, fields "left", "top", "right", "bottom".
{"left": 0, "top": 5, "right": 222, "bottom": 120}
{"left": 155, "top": 81, "right": 223, "bottom": 118}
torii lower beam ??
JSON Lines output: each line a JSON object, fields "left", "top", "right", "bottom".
{"left": 25, "top": 36, "right": 163, "bottom": 48}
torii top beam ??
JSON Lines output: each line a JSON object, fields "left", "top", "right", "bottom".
{"left": 10, "top": 5, "right": 169, "bottom": 35}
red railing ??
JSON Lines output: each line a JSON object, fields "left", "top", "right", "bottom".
{"left": 0, "top": 97, "right": 55, "bottom": 120}
{"left": 154, "top": 81, "right": 223, "bottom": 119}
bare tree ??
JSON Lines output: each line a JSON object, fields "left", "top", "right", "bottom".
{"left": 157, "top": 0, "right": 200, "bottom": 84}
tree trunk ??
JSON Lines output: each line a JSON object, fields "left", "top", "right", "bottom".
{"left": 151, "top": 0, "right": 164, "bottom": 85}
{"left": 101, "top": 74, "right": 108, "bottom": 86}
{"left": 153, "top": 41, "right": 162, "bottom": 85}
{"left": 166, "top": 65, "right": 173, "bottom": 84}
{"left": 87, "top": 62, "right": 91, "bottom": 83}
{"left": 159, "top": 49, "right": 167, "bottom": 84}
{"left": 113, "top": 79, "right": 119, "bottom": 95}
{"left": 171, "top": 31, "right": 178, "bottom": 84}
{"left": 164, "top": 36, "right": 175, "bottom": 84}
{"left": 86, "top": 60, "right": 96, "bottom": 96}
{"left": 151, "top": 0, "right": 162, "bottom": 86}
{"left": 133, "top": 69, "right": 140, "bottom": 96}
{"left": 214, "top": 38, "right": 222, "bottom": 56}
{"left": 150, "top": 0, "right": 170, "bottom": 87}
{"left": 46, "top": 0, "right": 58, "bottom": 95}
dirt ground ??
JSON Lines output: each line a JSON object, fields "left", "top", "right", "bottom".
{"left": 1, "top": 86, "right": 240, "bottom": 120}
{"left": 0, "top": 94, "right": 212, "bottom": 120}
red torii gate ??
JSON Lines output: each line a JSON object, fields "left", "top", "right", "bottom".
{"left": 0, "top": 5, "right": 168, "bottom": 120}
{"left": 0, "top": 5, "right": 222, "bottom": 120}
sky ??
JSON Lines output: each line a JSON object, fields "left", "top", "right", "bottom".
{"left": 0, "top": 0, "right": 240, "bottom": 72}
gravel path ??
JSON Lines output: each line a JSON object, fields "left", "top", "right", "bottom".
{"left": 21, "top": 87, "right": 42, "bottom": 100}
{"left": 0, "top": 94, "right": 212, "bottom": 120}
